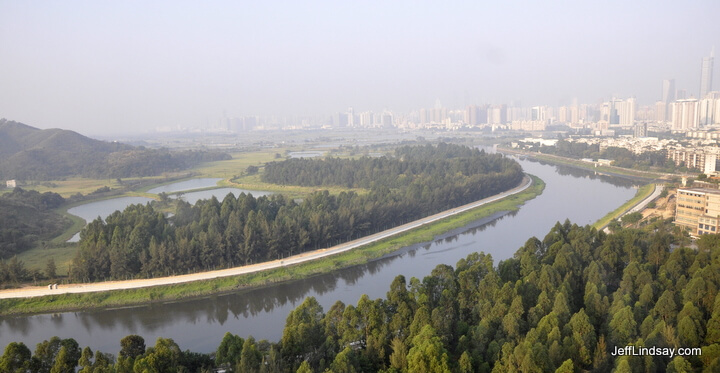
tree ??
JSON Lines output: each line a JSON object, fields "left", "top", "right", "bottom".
{"left": 132, "top": 337, "right": 182, "bottom": 373}
{"left": 45, "top": 258, "right": 57, "bottom": 279}
{"left": 567, "top": 309, "right": 596, "bottom": 367}
{"left": 555, "top": 359, "right": 573, "bottom": 373}
{"left": 406, "top": 325, "right": 451, "bottom": 373}
{"left": 458, "top": 351, "right": 473, "bottom": 373}
{"left": 329, "top": 347, "right": 357, "bottom": 373}
{"left": 609, "top": 306, "right": 637, "bottom": 346}
{"left": 216, "top": 332, "right": 244, "bottom": 367}
{"left": 666, "top": 356, "right": 693, "bottom": 373}
{"left": 238, "top": 336, "right": 262, "bottom": 373}
{"left": 281, "top": 297, "right": 325, "bottom": 369}
{"left": 78, "top": 347, "right": 93, "bottom": 370}
{"left": 0, "top": 342, "right": 33, "bottom": 373}
{"left": 621, "top": 212, "right": 643, "bottom": 227}
{"left": 389, "top": 337, "right": 408, "bottom": 372}
{"left": 119, "top": 334, "right": 145, "bottom": 359}
{"left": 296, "top": 361, "right": 313, "bottom": 373}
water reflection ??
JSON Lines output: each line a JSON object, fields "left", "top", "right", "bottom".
{"left": 533, "top": 158, "right": 653, "bottom": 186}
{"left": 175, "top": 188, "right": 273, "bottom": 204}
{"left": 147, "top": 178, "right": 222, "bottom": 194}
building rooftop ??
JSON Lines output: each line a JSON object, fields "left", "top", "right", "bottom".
{"left": 678, "top": 187, "right": 720, "bottom": 194}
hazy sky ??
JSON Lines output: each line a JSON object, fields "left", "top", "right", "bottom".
{"left": 1, "top": 1, "right": 719, "bottom": 135}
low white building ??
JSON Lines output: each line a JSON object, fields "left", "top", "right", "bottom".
{"left": 6, "top": 180, "right": 16, "bottom": 188}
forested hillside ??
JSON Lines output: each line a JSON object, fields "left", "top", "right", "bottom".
{"left": 0, "top": 119, "right": 231, "bottom": 180}
{"left": 5, "top": 221, "right": 720, "bottom": 372}
{"left": 0, "top": 188, "right": 68, "bottom": 259}
{"left": 69, "top": 144, "right": 524, "bottom": 281}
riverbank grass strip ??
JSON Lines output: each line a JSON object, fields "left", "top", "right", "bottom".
{"left": 0, "top": 176, "right": 544, "bottom": 316}
{"left": 592, "top": 183, "right": 655, "bottom": 230}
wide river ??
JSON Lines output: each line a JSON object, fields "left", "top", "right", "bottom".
{"left": 0, "top": 157, "right": 640, "bottom": 354}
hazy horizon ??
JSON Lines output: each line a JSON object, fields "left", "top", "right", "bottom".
{"left": 1, "top": 1, "right": 719, "bottom": 135}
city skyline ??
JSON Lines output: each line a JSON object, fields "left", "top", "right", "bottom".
{"left": 1, "top": 1, "right": 719, "bottom": 135}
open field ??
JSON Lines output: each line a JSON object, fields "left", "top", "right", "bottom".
{"left": 0, "top": 176, "right": 545, "bottom": 315}
{"left": 190, "top": 148, "right": 287, "bottom": 179}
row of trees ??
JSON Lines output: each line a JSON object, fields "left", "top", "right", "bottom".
{"left": 263, "top": 143, "right": 515, "bottom": 189}
{"left": 6, "top": 220, "right": 720, "bottom": 371}
{"left": 531, "top": 139, "right": 685, "bottom": 172}
{"left": 69, "top": 144, "right": 523, "bottom": 282}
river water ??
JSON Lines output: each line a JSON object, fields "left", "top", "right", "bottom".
{"left": 0, "top": 157, "right": 640, "bottom": 355}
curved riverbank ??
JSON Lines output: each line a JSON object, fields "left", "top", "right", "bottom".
{"left": 0, "top": 175, "right": 543, "bottom": 315}
{"left": 499, "top": 147, "right": 677, "bottom": 182}
{"left": 593, "top": 183, "right": 661, "bottom": 230}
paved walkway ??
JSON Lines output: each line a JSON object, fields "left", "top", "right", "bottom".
{"left": 0, "top": 176, "right": 533, "bottom": 299}
{"left": 602, "top": 184, "right": 664, "bottom": 233}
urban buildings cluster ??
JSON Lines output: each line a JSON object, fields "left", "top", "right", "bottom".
{"left": 216, "top": 53, "right": 712, "bottom": 134}
{"left": 154, "top": 50, "right": 717, "bottom": 135}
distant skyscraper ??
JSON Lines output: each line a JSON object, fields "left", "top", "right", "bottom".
{"left": 700, "top": 50, "right": 714, "bottom": 98}
{"left": 661, "top": 79, "right": 675, "bottom": 122}
{"left": 662, "top": 79, "right": 675, "bottom": 103}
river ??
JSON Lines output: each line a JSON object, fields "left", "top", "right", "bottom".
{"left": 0, "top": 157, "right": 640, "bottom": 355}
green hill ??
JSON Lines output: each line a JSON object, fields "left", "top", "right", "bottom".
{"left": 0, "top": 119, "right": 131, "bottom": 180}
{"left": 0, "top": 119, "right": 231, "bottom": 181}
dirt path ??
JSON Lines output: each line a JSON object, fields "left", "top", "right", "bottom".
{"left": 0, "top": 176, "right": 532, "bottom": 299}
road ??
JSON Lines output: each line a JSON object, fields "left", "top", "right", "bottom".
{"left": 0, "top": 176, "right": 532, "bottom": 300}
{"left": 602, "top": 183, "right": 664, "bottom": 233}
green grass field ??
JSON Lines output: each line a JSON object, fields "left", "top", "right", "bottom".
{"left": 0, "top": 176, "right": 545, "bottom": 316}
{"left": 592, "top": 183, "right": 656, "bottom": 230}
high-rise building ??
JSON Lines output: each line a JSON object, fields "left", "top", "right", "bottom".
{"left": 662, "top": 79, "right": 676, "bottom": 103}
{"left": 618, "top": 98, "right": 636, "bottom": 126}
{"left": 671, "top": 99, "right": 699, "bottom": 130}
{"left": 700, "top": 50, "right": 714, "bottom": 99}
{"left": 655, "top": 101, "right": 667, "bottom": 123}
{"left": 347, "top": 107, "right": 354, "bottom": 127}
{"left": 662, "top": 79, "right": 675, "bottom": 121}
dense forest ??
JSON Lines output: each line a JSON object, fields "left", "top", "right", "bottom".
{"left": 263, "top": 143, "right": 515, "bottom": 189}
{"left": 5, "top": 221, "right": 720, "bottom": 372}
{"left": 0, "top": 119, "right": 231, "bottom": 180}
{"left": 526, "top": 139, "right": 685, "bottom": 172}
{"left": 68, "top": 144, "right": 523, "bottom": 282}
{"left": 0, "top": 188, "right": 68, "bottom": 259}
{"left": 0, "top": 189, "right": 69, "bottom": 286}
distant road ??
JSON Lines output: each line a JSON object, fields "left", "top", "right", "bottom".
{"left": 0, "top": 176, "right": 532, "bottom": 300}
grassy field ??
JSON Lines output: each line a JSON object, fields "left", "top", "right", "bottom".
{"left": 0, "top": 176, "right": 545, "bottom": 316}
{"left": 592, "top": 183, "right": 656, "bottom": 230}
{"left": 14, "top": 210, "right": 85, "bottom": 276}
{"left": 192, "top": 148, "right": 287, "bottom": 179}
